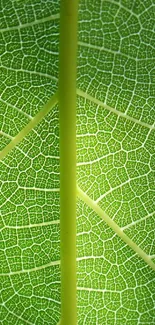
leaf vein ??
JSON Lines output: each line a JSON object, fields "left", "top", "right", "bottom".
{"left": 77, "top": 88, "right": 155, "bottom": 130}
{"left": 77, "top": 185, "right": 155, "bottom": 271}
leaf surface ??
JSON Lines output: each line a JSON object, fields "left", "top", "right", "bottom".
{"left": 0, "top": 0, "right": 155, "bottom": 324}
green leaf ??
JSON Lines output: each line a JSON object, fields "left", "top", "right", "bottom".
{"left": 0, "top": 0, "right": 155, "bottom": 324}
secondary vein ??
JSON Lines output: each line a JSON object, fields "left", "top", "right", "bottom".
{"left": 77, "top": 184, "right": 155, "bottom": 271}
{"left": 77, "top": 88, "right": 155, "bottom": 130}
{"left": 0, "top": 92, "right": 58, "bottom": 161}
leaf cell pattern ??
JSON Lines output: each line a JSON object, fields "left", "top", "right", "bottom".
{"left": 0, "top": 0, "right": 155, "bottom": 324}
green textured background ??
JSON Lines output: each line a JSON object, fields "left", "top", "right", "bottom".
{"left": 0, "top": 0, "right": 155, "bottom": 324}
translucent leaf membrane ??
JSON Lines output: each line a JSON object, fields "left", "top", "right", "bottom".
{"left": 77, "top": 199, "right": 155, "bottom": 325}
{"left": 0, "top": 108, "right": 61, "bottom": 324}
{"left": 77, "top": 0, "right": 155, "bottom": 124}
{"left": 0, "top": 0, "right": 59, "bottom": 150}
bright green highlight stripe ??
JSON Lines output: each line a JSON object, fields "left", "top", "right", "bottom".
{"left": 0, "top": 92, "right": 58, "bottom": 161}
{"left": 77, "top": 185, "right": 155, "bottom": 271}
{"left": 59, "top": 0, "right": 78, "bottom": 324}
